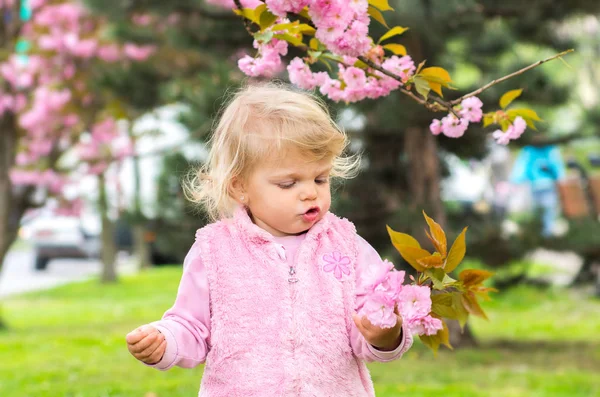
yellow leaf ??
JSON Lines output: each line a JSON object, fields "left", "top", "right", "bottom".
{"left": 461, "top": 292, "right": 488, "bottom": 320}
{"left": 299, "top": 7, "right": 310, "bottom": 19}
{"left": 273, "top": 33, "right": 304, "bottom": 47}
{"left": 419, "top": 67, "right": 453, "bottom": 97}
{"left": 232, "top": 8, "right": 260, "bottom": 24}
{"left": 378, "top": 26, "right": 409, "bottom": 44}
{"left": 483, "top": 113, "right": 494, "bottom": 128}
{"left": 508, "top": 108, "right": 542, "bottom": 122}
{"left": 459, "top": 269, "right": 494, "bottom": 288}
{"left": 417, "top": 253, "right": 444, "bottom": 269}
{"left": 386, "top": 225, "right": 421, "bottom": 248}
{"left": 254, "top": 3, "right": 267, "bottom": 20}
{"left": 297, "top": 23, "right": 316, "bottom": 35}
{"left": 368, "top": 5, "right": 389, "bottom": 28}
{"left": 422, "top": 211, "right": 447, "bottom": 258}
{"left": 397, "top": 246, "right": 431, "bottom": 272}
{"left": 368, "top": 0, "right": 394, "bottom": 11}
{"left": 382, "top": 43, "right": 407, "bottom": 56}
{"left": 499, "top": 89, "right": 523, "bottom": 109}
{"left": 444, "top": 227, "right": 467, "bottom": 273}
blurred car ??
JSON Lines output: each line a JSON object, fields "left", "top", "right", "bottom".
{"left": 20, "top": 211, "right": 101, "bottom": 271}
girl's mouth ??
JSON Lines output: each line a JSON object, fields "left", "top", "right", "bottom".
{"left": 302, "top": 206, "right": 320, "bottom": 222}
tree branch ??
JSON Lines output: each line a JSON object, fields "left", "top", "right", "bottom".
{"left": 233, "top": 0, "right": 257, "bottom": 35}
{"left": 449, "top": 49, "right": 574, "bottom": 106}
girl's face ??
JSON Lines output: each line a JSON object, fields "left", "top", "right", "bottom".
{"left": 237, "top": 150, "right": 332, "bottom": 236}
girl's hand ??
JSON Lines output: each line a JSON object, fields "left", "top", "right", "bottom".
{"left": 352, "top": 304, "right": 403, "bottom": 351}
{"left": 126, "top": 325, "right": 166, "bottom": 364}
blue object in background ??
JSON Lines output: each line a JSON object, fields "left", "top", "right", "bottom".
{"left": 510, "top": 145, "right": 566, "bottom": 236}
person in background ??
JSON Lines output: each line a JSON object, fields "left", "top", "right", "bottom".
{"left": 509, "top": 144, "right": 566, "bottom": 236}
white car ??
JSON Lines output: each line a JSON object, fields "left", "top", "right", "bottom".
{"left": 20, "top": 211, "right": 101, "bottom": 271}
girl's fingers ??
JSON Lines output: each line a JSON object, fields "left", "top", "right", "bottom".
{"left": 137, "top": 332, "right": 166, "bottom": 360}
{"left": 131, "top": 330, "right": 161, "bottom": 353}
{"left": 125, "top": 328, "right": 146, "bottom": 345}
{"left": 145, "top": 340, "right": 167, "bottom": 365}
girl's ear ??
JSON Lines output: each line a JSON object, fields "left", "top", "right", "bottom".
{"left": 230, "top": 176, "right": 246, "bottom": 204}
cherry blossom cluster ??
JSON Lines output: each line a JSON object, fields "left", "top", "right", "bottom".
{"left": 429, "top": 96, "right": 483, "bottom": 139}
{"left": 356, "top": 259, "right": 443, "bottom": 335}
{"left": 8, "top": 1, "right": 149, "bottom": 206}
{"left": 491, "top": 116, "right": 526, "bottom": 145}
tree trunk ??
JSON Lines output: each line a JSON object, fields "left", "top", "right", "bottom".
{"left": 131, "top": 151, "right": 151, "bottom": 270}
{"left": 133, "top": 225, "right": 151, "bottom": 270}
{"left": 0, "top": 114, "right": 23, "bottom": 329}
{"left": 98, "top": 173, "right": 118, "bottom": 283}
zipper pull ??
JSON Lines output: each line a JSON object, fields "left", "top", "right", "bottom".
{"left": 288, "top": 266, "right": 298, "bottom": 283}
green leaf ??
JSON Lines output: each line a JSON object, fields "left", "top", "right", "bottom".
{"left": 309, "top": 38, "right": 320, "bottom": 50}
{"left": 426, "top": 268, "right": 446, "bottom": 290}
{"left": 254, "top": 30, "right": 274, "bottom": 44}
{"left": 368, "top": 5, "right": 389, "bottom": 28}
{"left": 444, "top": 227, "right": 467, "bottom": 273}
{"left": 382, "top": 43, "right": 407, "bottom": 56}
{"left": 431, "top": 293, "right": 457, "bottom": 318}
{"left": 452, "top": 292, "right": 470, "bottom": 329}
{"left": 259, "top": 9, "right": 277, "bottom": 30}
{"left": 368, "top": 0, "right": 394, "bottom": 11}
{"left": 499, "top": 89, "right": 523, "bottom": 109}
{"left": 413, "top": 76, "right": 431, "bottom": 99}
{"left": 378, "top": 26, "right": 409, "bottom": 44}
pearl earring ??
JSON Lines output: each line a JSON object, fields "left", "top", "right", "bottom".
{"left": 240, "top": 196, "right": 244, "bottom": 201}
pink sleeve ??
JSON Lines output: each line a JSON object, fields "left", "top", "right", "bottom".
{"left": 350, "top": 235, "right": 413, "bottom": 363}
{"left": 146, "top": 241, "right": 211, "bottom": 370}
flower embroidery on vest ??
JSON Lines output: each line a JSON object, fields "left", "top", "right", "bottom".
{"left": 322, "top": 251, "right": 351, "bottom": 280}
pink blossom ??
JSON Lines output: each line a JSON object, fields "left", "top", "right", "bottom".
{"left": 441, "top": 114, "right": 469, "bottom": 138}
{"left": 358, "top": 291, "right": 397, "bottom": 329}
{"left": 132, "top": 13, "right": 153, "bottom": 26}
{"left": 357, "top": 259, "right": 394, "bottom": 295}
{"left": 408, "top": 315, "right": 443, "bottom": 336}
{"left": 459, "top": 96, "right": 483, "bottom": 123}
{"left": 493, "top": 116, "right": 527, "bottom": 145}
{"left": 508, "top": 116, "right": 526, "bottom": 139}
{"left": 287, "top": 57, "right": 328, "bottom": 90}
{"left": 430, "top": 119, "right": 442, "bottom": 135}
{"left": 397, "top": 285, "right": 432, "bottom": 323}
{"left": 381, "top": 269, "right": 405, "bottom": 298}
{"left": 124, "top": 43, "right": 156, "bottom": 61}
{"left": 98, "top": 45, "right": 121, "bottom": 62}
{"left": 492, "top": 129, "right": 511, "bottom": 145}
{"left": 342, "top": 66, "right": 367, "bottom": 89}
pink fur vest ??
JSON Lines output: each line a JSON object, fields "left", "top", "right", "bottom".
{"left": 195, "top": 206, "right": 376, "bottom": 396}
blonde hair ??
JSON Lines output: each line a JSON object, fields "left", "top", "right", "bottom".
{"left": 184, "top": 81, "right": 361, "bottom": 221}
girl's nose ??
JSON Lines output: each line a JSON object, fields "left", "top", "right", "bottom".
{"left": 300, "top": 183, "right": 318, "bottom": 201}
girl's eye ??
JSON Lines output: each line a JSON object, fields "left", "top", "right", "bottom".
{"left": 278, "top": 182, "right": 295, "bottom": 189}
{"left": 316, "top": 178, "right": 329, "bottom": 185}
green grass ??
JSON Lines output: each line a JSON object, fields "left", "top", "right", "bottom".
{"left": 1, "top": 268, "right": 599, "bottom": 397}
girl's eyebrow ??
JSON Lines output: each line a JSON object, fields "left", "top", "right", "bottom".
{"left": 271, "top": 166, "right": 332, "bottom": 179}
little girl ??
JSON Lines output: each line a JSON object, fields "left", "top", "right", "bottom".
{"left": 126, "top": 82, "right": 413, "bottom": 396}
